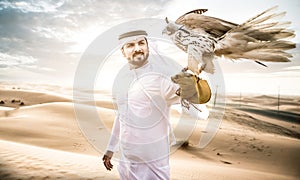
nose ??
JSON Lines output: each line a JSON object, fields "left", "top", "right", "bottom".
{"left": 134, "top": 43, "right": 142, "bottom": 52}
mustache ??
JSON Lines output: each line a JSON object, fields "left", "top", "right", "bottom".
{"left": 133, "top": 51, "right": 144, "bottom": 57}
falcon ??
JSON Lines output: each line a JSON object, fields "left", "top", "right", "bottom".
{"left": 162, "top": 6, "right": 296, "bottom": 74}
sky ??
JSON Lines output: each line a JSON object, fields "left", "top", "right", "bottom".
{"left": 0, "top": 0, "right": 300, "bottom": 95}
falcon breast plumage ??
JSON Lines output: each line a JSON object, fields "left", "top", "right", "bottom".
{"left": 162, "top": 6, "right": 296, "bottom": 74}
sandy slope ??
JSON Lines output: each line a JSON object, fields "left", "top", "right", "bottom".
{"left": 0, "top": 102, "right": 96, "bottom": 154}
{"left": 0, "top": 86, "right": 300, "bottom": 179}
{"left": 182, "top": 120, "right": 300, "bottom": 179}
{"left": 0, "top": 140, "right": 119, "bottom": 180}
{"left": 0, "top": 139, "right": 295, "bottom": 180}
{"left": 0, "top": 89, "right": 71, "bottom": 108}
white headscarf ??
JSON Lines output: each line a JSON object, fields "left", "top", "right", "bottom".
{"left": 118, "top": 30, "right": 148, "bottom": 48}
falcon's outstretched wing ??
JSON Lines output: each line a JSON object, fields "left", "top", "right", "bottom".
{"left": 175, "top": 9, "right": 238, "bottom": 38}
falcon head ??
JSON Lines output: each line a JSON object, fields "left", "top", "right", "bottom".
{"left": 162, "top": 17, "right": 179, "bottom": 37}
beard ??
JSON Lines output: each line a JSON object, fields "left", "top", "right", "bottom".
{"left": 128, "top": 51, "right": 149, "bottom": 68}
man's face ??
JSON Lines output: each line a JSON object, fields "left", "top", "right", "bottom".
{"left": 121, "top": 37, "right": 149, "bottom": 68}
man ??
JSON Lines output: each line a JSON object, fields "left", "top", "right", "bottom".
{"left": 102, "top": 30, "right": 206, "bottom": 180}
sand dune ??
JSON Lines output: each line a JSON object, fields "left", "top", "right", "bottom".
{"left": 0, "top": 140, "right": 119, "bottom": 180}
{"left": 0, "top": 139, "right": 296, "bottom": 180}
{"left": 0, "top": 89, "right": 71, "bottom": 108}
{"left": 0, "top": 84, "right": 300, "bottom": 179}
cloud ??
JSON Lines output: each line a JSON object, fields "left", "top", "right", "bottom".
{"left": 283, "top": 66, "right": 300, "bottom": 70}
{"left": 0, "top": 52, "right": 37, "bottom": 68}
{"left": 0, "top": 0, "right": 169, "bottom": 66}
{"left": 0, "top": 0, "right": 65, "bottom": 13}
{"left": 269, "top": 71, "right": 300, "bottom": 77}
{"left": 0, "top": 0, "right": 174, "bottom": 84}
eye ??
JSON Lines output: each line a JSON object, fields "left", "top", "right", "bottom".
{"left": 124, "top": 43, "right": 134, "bottom": 48}
{"left": 176, "top": 32, "right": 182, "bottom": 38}
{"left": 138, "top": 41, "right": 145, "bottom": 45}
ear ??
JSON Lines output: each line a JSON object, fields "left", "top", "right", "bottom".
{"left": 121, "top": 47, "right": 126, "bottom": 57}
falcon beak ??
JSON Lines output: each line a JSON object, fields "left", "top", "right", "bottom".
{"left": 165, "top": 17, "right": 169, "bottom": 24}
{"left": 162, "top": 17, "right": 170, "bottom": 35}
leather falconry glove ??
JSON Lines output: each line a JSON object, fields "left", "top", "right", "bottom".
{"left": 171, "top": 71, "right": 211, "bottom": 104}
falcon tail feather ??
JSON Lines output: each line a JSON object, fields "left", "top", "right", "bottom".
{"left": 232, "top": 6, "right": 279, "bottom": 31}
{"left": 215, "top": 6, "right": 295, "bottom": 63}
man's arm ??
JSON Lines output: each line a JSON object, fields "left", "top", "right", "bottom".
{"left": 161, "top": 76, "right": 181, "bottom": 106}
{"left": 102, "top": 114, "right": 120, "bottom": 171}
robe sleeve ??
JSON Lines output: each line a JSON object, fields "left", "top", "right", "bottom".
{"left": 161, "top": 76, "right": 181, "bottom": 106}
{"left": 106, "top": 113, "right": 120, "bottom": 152}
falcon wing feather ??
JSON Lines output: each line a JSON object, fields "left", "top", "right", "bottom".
{"left": 215, "top": 6, "right": 295, "bottom": 63}
{"left": 176, "top": 9, "right": 208, "bottom": 23}
{"left": 175, "top": 9, "right": 237, "bottom": 38}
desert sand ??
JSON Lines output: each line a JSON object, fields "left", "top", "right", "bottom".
{"left": 0, "top": 82, "right": 299, "bottom": 180}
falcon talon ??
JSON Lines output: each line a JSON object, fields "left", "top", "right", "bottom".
{"left": 181, "top": 67, "right": 188, "bottom": 72}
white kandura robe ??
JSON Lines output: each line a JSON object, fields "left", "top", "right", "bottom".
{"left": 107, "top": 60, "right": 181, "bottom": 180}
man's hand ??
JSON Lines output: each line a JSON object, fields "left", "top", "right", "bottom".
{"left": 102, "top": 151, "right": 114, "bottom": 171}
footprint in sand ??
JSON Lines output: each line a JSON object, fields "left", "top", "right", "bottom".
{"left": 220, "top": 160, "right": 232, "bottom": 164}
